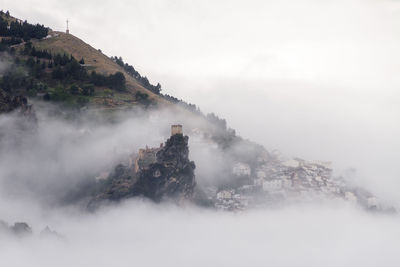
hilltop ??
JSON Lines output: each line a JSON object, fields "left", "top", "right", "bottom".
{"left": 0, "top": 11, "right": 185, "bottom": 110}
{"left": 30, "top": 31, "right": 167, "bottom": 106}
{"left": 0, "top": 11, "right": 232, "bottom": 144}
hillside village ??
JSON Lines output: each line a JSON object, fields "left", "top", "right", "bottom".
{"left": 91, "top": 124, "right": 391, "bottom": 213}
{"left": 214, "top": 154, "right": 384, "bottom": 212}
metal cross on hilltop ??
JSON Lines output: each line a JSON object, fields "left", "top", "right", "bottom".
{"left": 66, "top": 19, "right": 70, "bottom": 34}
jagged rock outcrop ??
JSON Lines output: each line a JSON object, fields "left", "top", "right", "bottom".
{"left": 90, "top": 132, "right": 196, "bottom": 208}
{"left": 11, "top": 222, "right": 32, "bottom": 236}
{"left": 0, "top": 220, "right": 32, "bottom": 237}
{"left": 130, "top": 134, "right": 196, "bottom": 201}
{"left": 0, "top": 220, "right": 65, "bottom": 239}
{"left": 40, "top": 226, "right": 64, "bottom": 240}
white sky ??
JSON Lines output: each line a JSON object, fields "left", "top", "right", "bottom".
{"left": 2, "top": 0, "right": 400, "bottom": 200}
{"left": 2, "top": 2, "right": 400, "bottom": 265}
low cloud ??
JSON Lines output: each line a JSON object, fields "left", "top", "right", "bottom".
{"left": 0, "top": 102, "right": 237, "bottom": 206}
{"left": 0, "top": 102, "right": 399, "bottom": 266}
{"left": 1, "top": 0, "right": 400, "bottom": 265}
{"left": 1, "top": 199, "right": 400, "bottom": 267}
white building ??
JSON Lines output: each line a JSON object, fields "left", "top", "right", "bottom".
{"left": 309, "top": 160, "right": 332, "bottom": 170}
{"left": 282, "top": 178, "right": 292, "bottom": 188}
{"left": 217, "top": 190, "right": 232, "bottom": 200}
{"left": 232, "top": 162, "right": 251, "bottom": 176}
{"left": 254, "top": 178, "right": 264, "bottom": 186}
{"left": 367, "top": 197, "right": 378, "bottom": 209}
{"left": 263, "top": 179, "right": 283, "bottom": 192}
{"left": 256, "top": 170, "right": 267, "bottom": 179}
{"left": 282, "top": 159, "right": 300, "bottom": 168}
{"left": 315, "top": 176, "right": 323, "bottom": 182}
{"left": 345, "top": 191, "right": 357, "bottom": 203}
{"left": 95, "top": 171, "right": 109, "bottom": 181}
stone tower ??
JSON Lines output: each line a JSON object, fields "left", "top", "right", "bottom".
{"left": 171, "top": 124, "right": 183, "bottom": 136}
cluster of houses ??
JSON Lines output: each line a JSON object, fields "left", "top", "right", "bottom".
{"left": 215, "top": 156, "right": 383, "bottom": 211}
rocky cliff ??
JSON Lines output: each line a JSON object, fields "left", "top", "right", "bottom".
{"left": 90, "top": 133, "right": 196, "bottom": 208}
{"left": 131, "top": 134, "right": 196, "bottom": 201}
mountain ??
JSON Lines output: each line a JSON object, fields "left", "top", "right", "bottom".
{"left": 0, "top": 11, "right": 185, "bottom": 111}
{"left": 0, "top": 11, "right": 394, "bottom": 213}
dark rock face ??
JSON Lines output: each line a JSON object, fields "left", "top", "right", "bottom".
{"left": 0, "top": 89, "right": 37, "bottom": 123}
{"left": 11, "top": 222, "right": 32, "bottom": 236}
{"left": 0, "top": 89, "right": 37, "bottom": 146}
{"left": 0, "top": 220, "right": 33, "bottom": 237}
{"left": 90, "top": 134, "right": 196, "bottom": 207}
{"left": 0, "top": 220, "right": 64, "bottom": 239}
{"left": 131, "top": 134, "right": 196, "bottom": 201}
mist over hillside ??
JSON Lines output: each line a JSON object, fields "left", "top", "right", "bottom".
{"left": 1, "top": 0, "right": 400, "bottom": 266}
{"left": 6, "top": 0, "right": 397, "bottom": 203}
{"left": 0, "top": 99, "right": 398, "bottom": 266}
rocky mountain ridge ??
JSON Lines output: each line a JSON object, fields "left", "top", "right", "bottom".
{"left": 0, "top": 219, "right": 63, "bottom": 239}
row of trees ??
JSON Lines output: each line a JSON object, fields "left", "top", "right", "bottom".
{"left": 22, "top": 43, "right": 87, "bottom": 71}
{"left": 90, "top": 71, "right": 126, "bottom": 91}
{"left": 51, "top": 60, "right": 88, "bottom": 81}
{"left": 111, "top": 56, "right": 203, "bottom": 112}
{"left": 22, "top": 43, "right": 52, "bottom": 59}
{"left": 42, "top": 86, "right": 90, "bottom": 107}
{"left": 1, "top": 36, "right": 23, "bottom": 45}
{"left": 0, "top": 11, "right": 48, "bottom": 41}
{"left": 0, "top": 67, "right": 28, "bottom": 92}
{"left": 68, "top": 84, "right": 94, "bottom": 96}
{"left": 49, "top": 58, "right": 126, "bottom": 91}
{"left": 19, "top": 44, "right": 125, "bottom": 91}
{"left": 22, "top": 43, "right": 70, "bottom": 63}
{"left": 11, "top": 51, "right": 126, "bottom": 92}
{"left": 0, "top": 39, "right": 18, "bottom": 53}
{"left": 163, "top": 94, "right": 200, "bottom": 114}
{"left": 111, "top": 56, "right": 161, "bottom": 94}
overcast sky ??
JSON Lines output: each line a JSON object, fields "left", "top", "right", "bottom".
{"left": 2, "top": 2, "right": 400, "bottom": 266}
{"left": 2, "top": 0, "right": 400, "bottom": 201}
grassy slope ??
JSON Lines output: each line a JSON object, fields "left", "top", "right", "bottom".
{"left": 2, "top": 14, "right": 211, "bottom": 128}
{"left": 30, "top": 30, "right": 171, "bottom": 109}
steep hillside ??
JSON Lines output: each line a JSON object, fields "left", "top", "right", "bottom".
{"left": 30, "top": 31, "right": 166, "bottom": 105}
{"left": 1, "top": 11, "right": 175, "bottom": 110}
{"left": 1, "top": 12, "right": 230, "bottom": 135}
{"left": 0, "top": 11, "right": 392, "bottom": 213}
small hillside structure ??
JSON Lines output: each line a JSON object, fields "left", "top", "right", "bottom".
{"left": 171, "top": 124, "right": 183, "bottom": 135}
{"left": 66, "top": 19, "right": 70, "bottom": 34}
{"left": 232, "top": 162, "right": 251, "bottom": 176}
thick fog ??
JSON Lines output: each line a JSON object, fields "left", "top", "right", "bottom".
{"left": 0, "top": 103, "right": 225, "bottom": 205}
{"left": 1, "top": 0, "right": 400, "bottom": 266}
{"left": 1, "top": 199, "right": 400, "bottom": 267}
{"left": 0, "top": 103, "right": 399, "bottom": 266}
{"left": 5, "top": 0, "right": 399, "bottom": 201}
